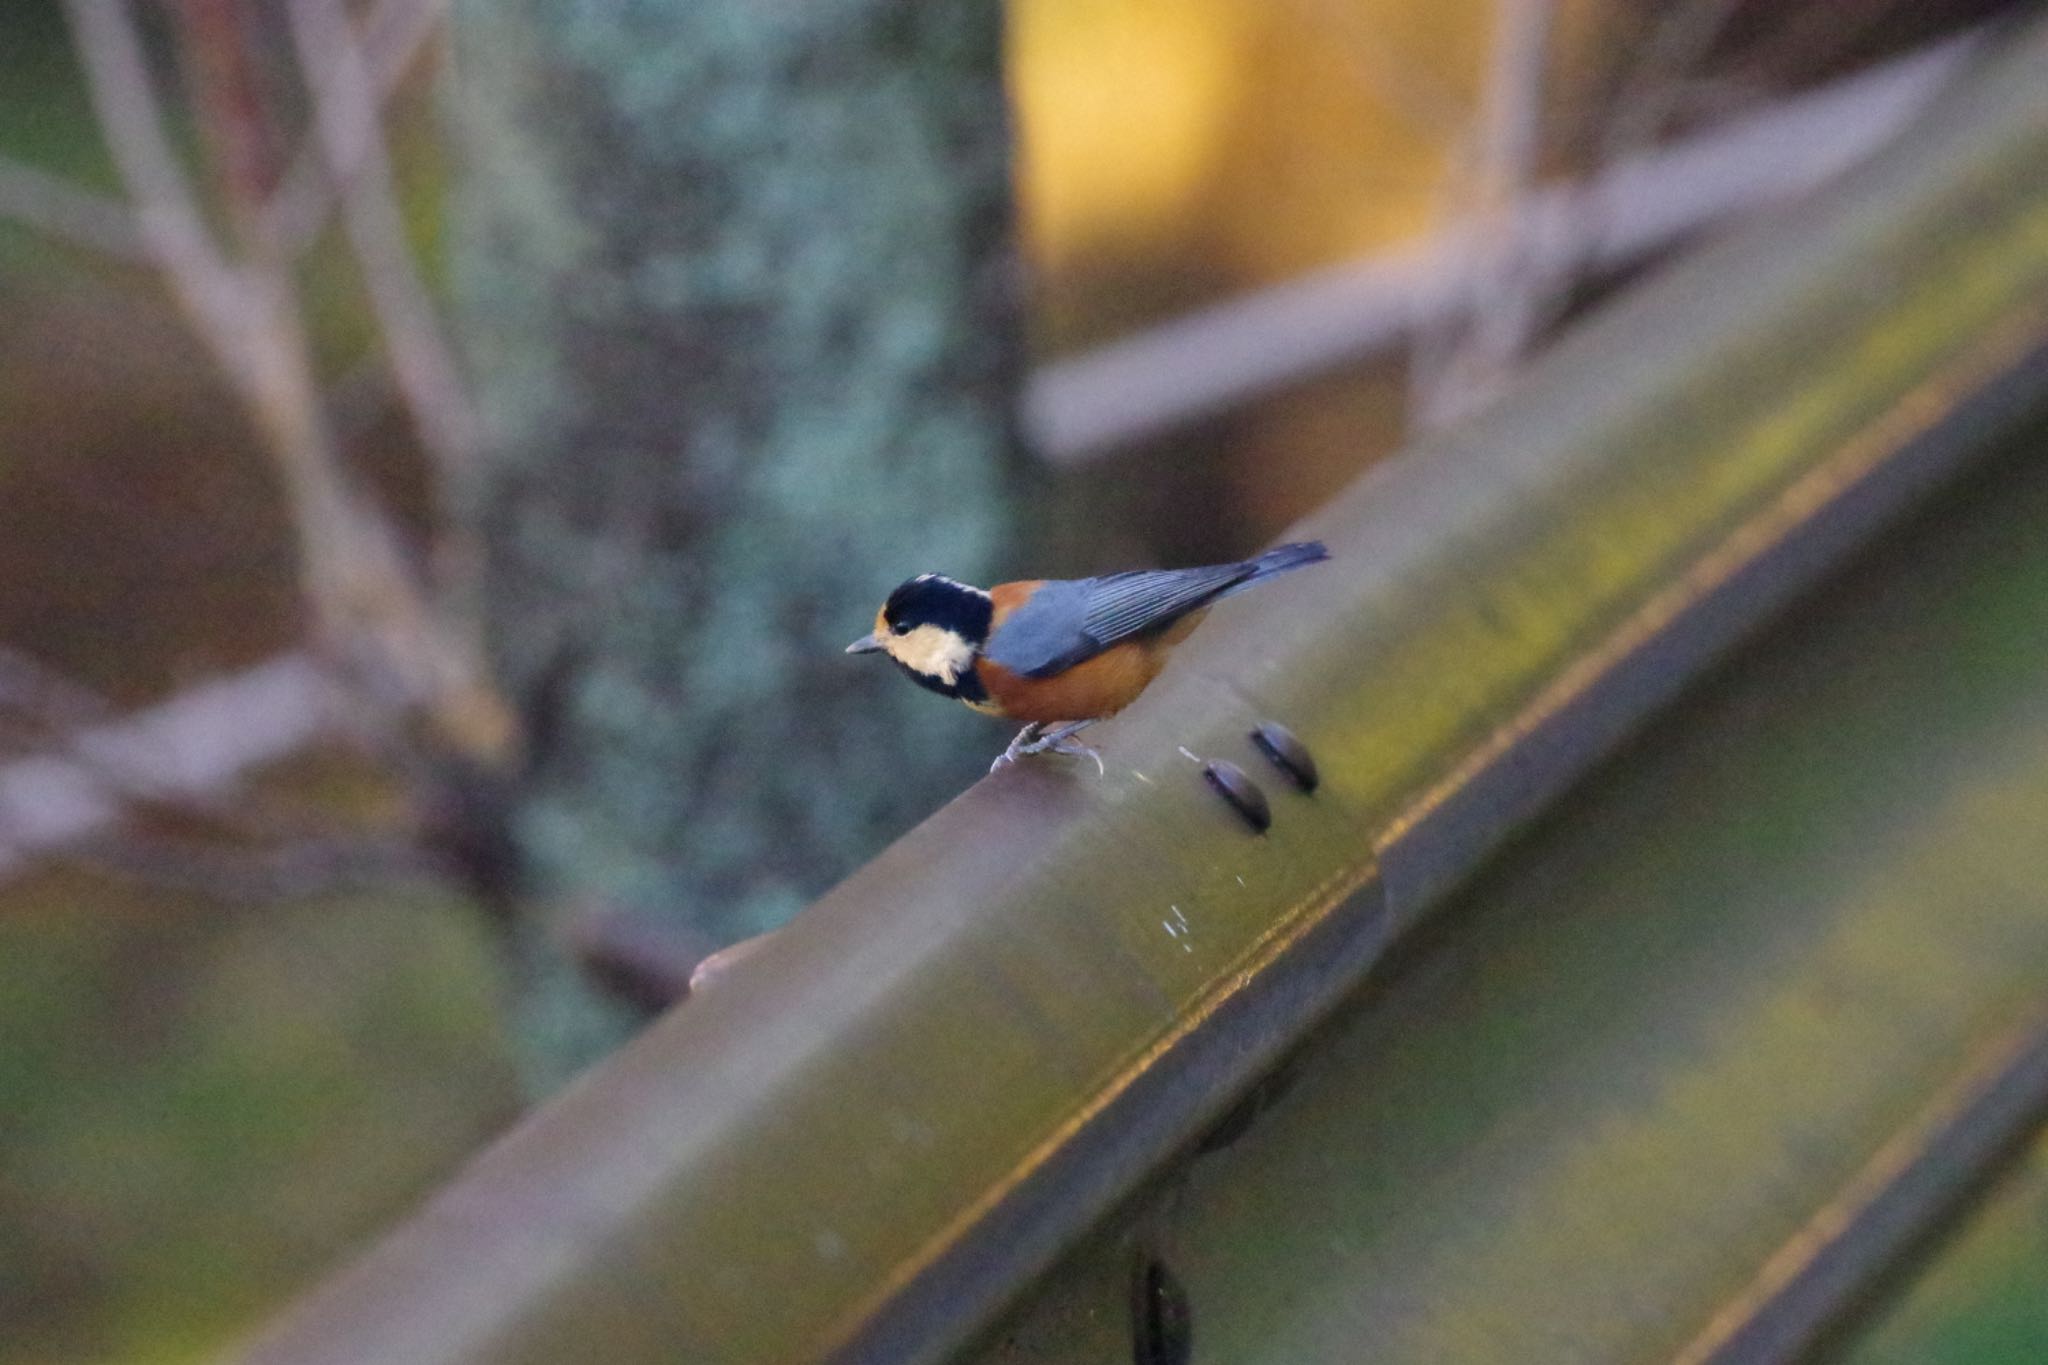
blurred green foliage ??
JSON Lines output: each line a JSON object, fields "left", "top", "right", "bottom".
{"left": 0, "top": 867, "right": 517, "bottom": 1363}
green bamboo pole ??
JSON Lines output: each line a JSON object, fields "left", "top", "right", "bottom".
{"left": 244, "top": 20, "right": 2048, "bottom": 1365}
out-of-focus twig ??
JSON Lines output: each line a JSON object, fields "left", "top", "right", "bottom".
{"left": 687, "top": 928, "right": 778, "bottom": 996}
{"left": 0, "top": 0, "right": 444, "bottom": 263}
{"left": 60, "top": 0, "right": 251, "bottom": 353}
{"left": 1597, "top": 0, "right": 1750, "bottom": 161}
{"left": 175, "top": 0, "right": 284, "bottom": 237}
{"left": 1410, "top": 0, "right": 1557, "bottom": 427}
{"left": 286, "top": 0, "right": 481, "bottom": 495}
{"left": 0, "top": 154, "right": 145, "bottom": 258}
{"left": 60, "top": 0, "right": 512, "bottom": 766}
{"left": 0, "top": 645, "right": 366, "bottom": 852}
{"left": 0, "top": 646, "right": 471, "bottom": 900}
{"left": 0, "top": 647, "right": 118, "bottom": 735}
{"left": 265, "top": 0, "right": 452, "bottom": 252}
{"left": 0, "top": 653, "right": 338, "bottom": 879}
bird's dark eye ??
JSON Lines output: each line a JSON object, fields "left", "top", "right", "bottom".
{"left": 893, "top": 621, "right": 911, "bottom": 635}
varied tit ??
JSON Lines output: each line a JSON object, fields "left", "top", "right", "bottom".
{"left": 846, "top": 541, "right": 1328, "bottom": 771}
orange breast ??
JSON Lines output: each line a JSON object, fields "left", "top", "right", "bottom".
{"left": 977, "top": 643, "right": 1166, "bottom": 723}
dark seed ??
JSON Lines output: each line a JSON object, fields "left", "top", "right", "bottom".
{"left": 1249, "top": 721, "right": 1319, "bottom": 793}
{"left": 1131, "top": 1255, "right": 1194, "bottom": 1365}
{"left": 1202, "top": 760, "right": 1271, "bottom": 833}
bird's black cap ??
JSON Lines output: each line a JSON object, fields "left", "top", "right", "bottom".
{"left": 882, "top": 575, "right": 993, "bottom": 643}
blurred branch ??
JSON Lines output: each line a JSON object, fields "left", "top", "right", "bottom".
{"left": 286, "top": 0, "right": 482, "bottom": 495}
{"left": 7, "top": 0, "right": 444, "bottom": 264}
{"left": 60, "top": 0, "right": 251, "bottom": 351}
{"left": 1023, "top": 30, "right": 1980, "bottom": 463}
{"left": 1449, "top": 0, "right": 1750, "bottom": 408}
{"left": 0, "top": 641, "right": 500, "bottom": 901}
{"left": 0, "top": 647, "right": 119, "bottom": 736}
{"left": 0, "top": 155, "right": 145, "bottom": 258}
{"left": 1411, "top": 0, "right": 1558, "bottom": 426}
{"left": 175, "top": 0, "right": 285, "bottom": 239}
{"left": 0, "top": 653, "right": 338, "bottom": 880}
{"left": 1473, "top": 0, "right": 1552, "bottom": 213}
{"left": 60, "top": 0, "right": 512, "bottom": 767}
{"left": 0, "top": 646, "right": 374, "bottom": 851}
{"left": 1598, "top": 0, "right": 1749, "bottom": 160}
{"left": 266, "top": 0, "right": 450, "bottom": 252}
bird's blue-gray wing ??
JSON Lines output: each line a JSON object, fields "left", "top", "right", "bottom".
{"left": 984, "top": 564, "right": 1251, "bottom": 678}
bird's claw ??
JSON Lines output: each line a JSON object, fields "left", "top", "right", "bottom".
{"left": 992, "top": 722, "right": 1104, "bottom": 776}
{"left": 1046, "top": 737, "right": 1106, "bottom": 777}
{"left": 991, "top": 722, "right": 1041, "bottom": 773}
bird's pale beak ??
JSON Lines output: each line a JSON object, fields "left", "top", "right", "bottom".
{"left": 845, "top": 633, "right": 883, "bottom": 655}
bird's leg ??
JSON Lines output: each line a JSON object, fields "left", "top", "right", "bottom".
{"left": 1018, "top": 719, "right": 1104, "bottom": 777}
{"left": 990, "top": 722, "right": 1045, "bottom": 773}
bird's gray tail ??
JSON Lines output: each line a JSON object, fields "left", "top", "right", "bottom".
{"left": 1216, "top": 541, "right": 1329, "bottom": 601}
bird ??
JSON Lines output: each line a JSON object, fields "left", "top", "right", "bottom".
{"left": 846, "top": 541, "right": 1328, "bottom": 772}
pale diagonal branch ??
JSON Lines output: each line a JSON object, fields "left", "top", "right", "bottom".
{"left": 287, "top": 0, "right": 482, "bottom": 494}
{"left": 1411, "top": 0, "right": 1558, "bottom": 427}
{"left": 0, "top": 154, "right": 145, "bottom": 257}
{"left": 1598, "top": 0, "right": 1750, "bottom": 161}
{"left": 61, "top": 0, "right": 511, "bottom": 764}
{"left": 59, "top": 0, "right": 251, "bottom": 359}
{"left": 267, "top": 0, "right": 451, "bottom": 252}
{"left": 0, "top": 653, "right": 336, "bottom": 879}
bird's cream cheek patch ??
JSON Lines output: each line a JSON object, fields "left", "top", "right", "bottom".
{"left": 890, "top": 624, "right": 975, "bottom": 683}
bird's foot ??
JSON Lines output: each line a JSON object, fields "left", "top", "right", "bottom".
{"left": 990, "top": 722, "right": 1045, "bottom": 773}
{"left": 1000, "top": 720, "right": 1105, "bottom": 776}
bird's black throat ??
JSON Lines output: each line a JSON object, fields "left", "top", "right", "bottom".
{"left": 889, "top": 653, "right": 989, "bottom": 704}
